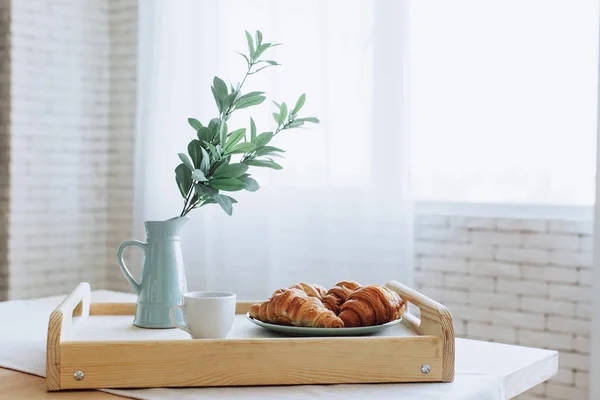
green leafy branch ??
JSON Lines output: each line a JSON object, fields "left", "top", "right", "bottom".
{"left": 174, "top": 31, "right": 319, "bottom": 217}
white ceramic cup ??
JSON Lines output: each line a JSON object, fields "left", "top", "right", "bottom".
{"left": 169, "top": 291, "right": 236, "bottom": 339}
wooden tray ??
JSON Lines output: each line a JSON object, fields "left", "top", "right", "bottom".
{"left": 46, "top": 281, "right": 454, "bottom": 391}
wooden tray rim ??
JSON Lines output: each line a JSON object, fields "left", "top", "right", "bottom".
{"left": 46, "top": 281, "right": 455, "bottom": 390}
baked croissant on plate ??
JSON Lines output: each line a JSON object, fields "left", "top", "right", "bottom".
{"left": 322, "top": 281, "right": 361, "bottom": 314}
{"left": 249, "top": 288, "right": 344, "bottom": 328}
{"left": 339, "top": 284, "right": 406, "bottom": 327}
{"left": 272, "top": 282, "right": 327, "bottom": 300}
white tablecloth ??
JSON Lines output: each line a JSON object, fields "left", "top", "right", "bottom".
{"left": 0, "top": 291, "right": 509, "bottom": 400}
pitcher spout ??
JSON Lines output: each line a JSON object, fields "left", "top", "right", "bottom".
{"left": 167, "top": 216, "right": 190, "bottom": 231}
{"left": 144, "top": 216, "right": 190, "bottom": 238}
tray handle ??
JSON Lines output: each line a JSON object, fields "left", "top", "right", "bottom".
{"left": 46, "top": 282, "right": 91, "bottom": 391}
{"left": 385, "top": 280, "right": 455, "bottom": 382}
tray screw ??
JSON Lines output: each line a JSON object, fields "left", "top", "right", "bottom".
{"left": 421, "top": 364, "right": 431, "bottom": 374}
{"left": 73, "top": 370, "right": 85, "bottom": 381}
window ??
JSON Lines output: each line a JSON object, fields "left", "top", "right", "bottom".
{"left": 410, "top": 0, "right": 599, "bottom": 205}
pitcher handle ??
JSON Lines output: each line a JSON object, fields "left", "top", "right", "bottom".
{"left": 117, "top": 240, "right": 146, "bottom": 295}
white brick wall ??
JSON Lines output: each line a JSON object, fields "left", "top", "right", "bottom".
{"left": 106, "top": 0, "right": 137, "bottom": 292}
{"left": 415, "top": 214, "right": 591, "bottom": 400}
{"left": 0, "top": 0, "right": 9, "bottom": 301}
{"left": 1, "top": 0, "right": 137, "bottom": 298}
{"left": 8, "top": 0, "right": 111, "bottom": 298}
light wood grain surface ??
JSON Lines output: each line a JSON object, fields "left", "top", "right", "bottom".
{"left": 60, "top": 336, "right": 442, "bottom": 389}
{"left": 49, "top": 282, "right": 449, "bottom": 390}
{"left": 46, "top": 282, "right": 91, "bottom": 391}
{"left": 386, "top": 280, "right": 455, "bottom": 382}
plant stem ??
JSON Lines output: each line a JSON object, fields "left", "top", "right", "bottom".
{"left": 273, "top": 120, "right": 291, "bottom": 137}
{"left": 241, "top": 120, "right": 291, "bottom": 162}
{"left": 179, "top": 183, "right": 196, "bottom": 217}
{"left": 181, "top": 194, "right": 202, "bottom": 217}
{"left": 183, "top": 200, "right": 197, "bottom": 216}
{"left": 224, "top": 64, "right": 253, "bottom": 120}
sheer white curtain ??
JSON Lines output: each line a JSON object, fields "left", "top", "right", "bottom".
{"left": 135, "top": 0, "right": 412, "bottom": 300}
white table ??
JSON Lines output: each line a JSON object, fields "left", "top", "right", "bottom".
{"left": 0, "top": 290, "right": 558, "bottom": 400}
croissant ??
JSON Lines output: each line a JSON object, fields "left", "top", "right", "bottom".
{"left": 339, "top": 284, "right": 406, "bottom": 327}
{"left": 249, "top": 288, "right": 344, "bottom": 328}
{"left": 272, "top": 282, "right": 327, "bottom": 300}
{"left": 322, "top": 281, "right": 361, "bottom": 314}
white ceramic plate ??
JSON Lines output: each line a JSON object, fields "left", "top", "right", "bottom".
{"left": 245, "top": 313, "right": 403, "bottom": 336}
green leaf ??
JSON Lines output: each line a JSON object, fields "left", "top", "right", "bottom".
{"left": 278, "top": 102, "right": 288, "bottom": 125}
{"left": 254, "top": 42, "right": 280, "bottom": 59}
{"left": 237, "top": 91, "right": 265, "bottom": 102}
{"left": 227, "top": 142, "right": 256, "bottom": 154}
{"left": 211, "top": 85, "right": 222, "bottom": 112}
{"left": 214, "top": 194, "right": 233, "bottom": 216}
{"left": 213, "top": 163, "right": 249, "bottom": 178}
{"left": 245, "top": 30, "right": 255, "bottom": 59}
{"left": 242, "top": 176, "right": 259, "bottom": 192}
{"left": 219, "top": 122, "right": 227, "bottom": 147}
{"left": 252, "top": 132, "right": 273, "bottom": 148}
{"left": 205, "top": 142, "right": 218, "bottom": 160}
{"left": 225, "top": 195, "right": 238, "bottom": 204}
{"left": 262, "top": 146, "right": 285, "bottom": 153}
{"left": 248, "top": 64, "right": 278, "bottom": 75}
{"left": 287, "top": 121, "right": 304, "bottom": 129}
{"left": 255, "top": 30, "right": 263, "bottom": 47}
{"left": 293, "top": 93, "right": 306, "bottom": 114}
{"left": 273, "top": 101, "right": 281, "bottom": 108}
{"left": 225, "top": 128, "right": 246, "bottom": 150}
{"left": 187, "top": 139, "right": 203, "bottom": 169}
{"left": 175, "top": 164, "right": 192, "bottom": 198}
{"left": 254, "top": 145, "right": 285, "bottom": 157}
{"left": 243, "top": 159, "right": 283, "bottom": 170}
{"left": 250, "top": 117, "right": 257, "bottom": 141}
{"left": 236, "top": 51, "right": 250, "bottom": 66}
{"left": 200, "top": 147, "right": 210, "bottom": 173}
{"left": 235, "top": 91, "right": 265, "bottom": 108}
{"left": 295, "top": 117, "right": 320, "bottom": 124}
{"left": 254, "top": 43, "right": 272, "bottom": 58}
{"left": 257, "top": 60, "right": 279, "bottom": 66}
{"left": 259, "top": 152, "right": 284, "bottom": 159}
{"left": 208, "top": 118, "right": 220, "bottom": 136}
{"left": 235, "top": 95, "right": 266, "bottom": 110}
{"left": 210, "top": 177, "right": 246, "bottom": 191}
{"left": 223, "top": 91, "right": 239, "bottom": 111}
{"left": 192, "top": 169, "right": 207, "bottom": 182}
{"left": 213, "top": 156, "right": 228, "bottom": 168}
{"left": 178, "top": 153, "right": 194, "bottom": 171}
{"left": 213, "top": 76, "right": 228, "bottom": 101}
{"left": 272, "top": 112, "right": 280, "bottom": 124}
{"left": 196, "top": 183, "right": 218, "bottom": 197}
{"left": 197, "top": 127, "right": 212, "bottom": 144}
{"left": 188, "top": 118, "right": 203, "bottom": 131}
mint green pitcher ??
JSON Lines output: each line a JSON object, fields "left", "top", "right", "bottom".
{"left": 117, "top": 217, "right": 189, "bottom": 328}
